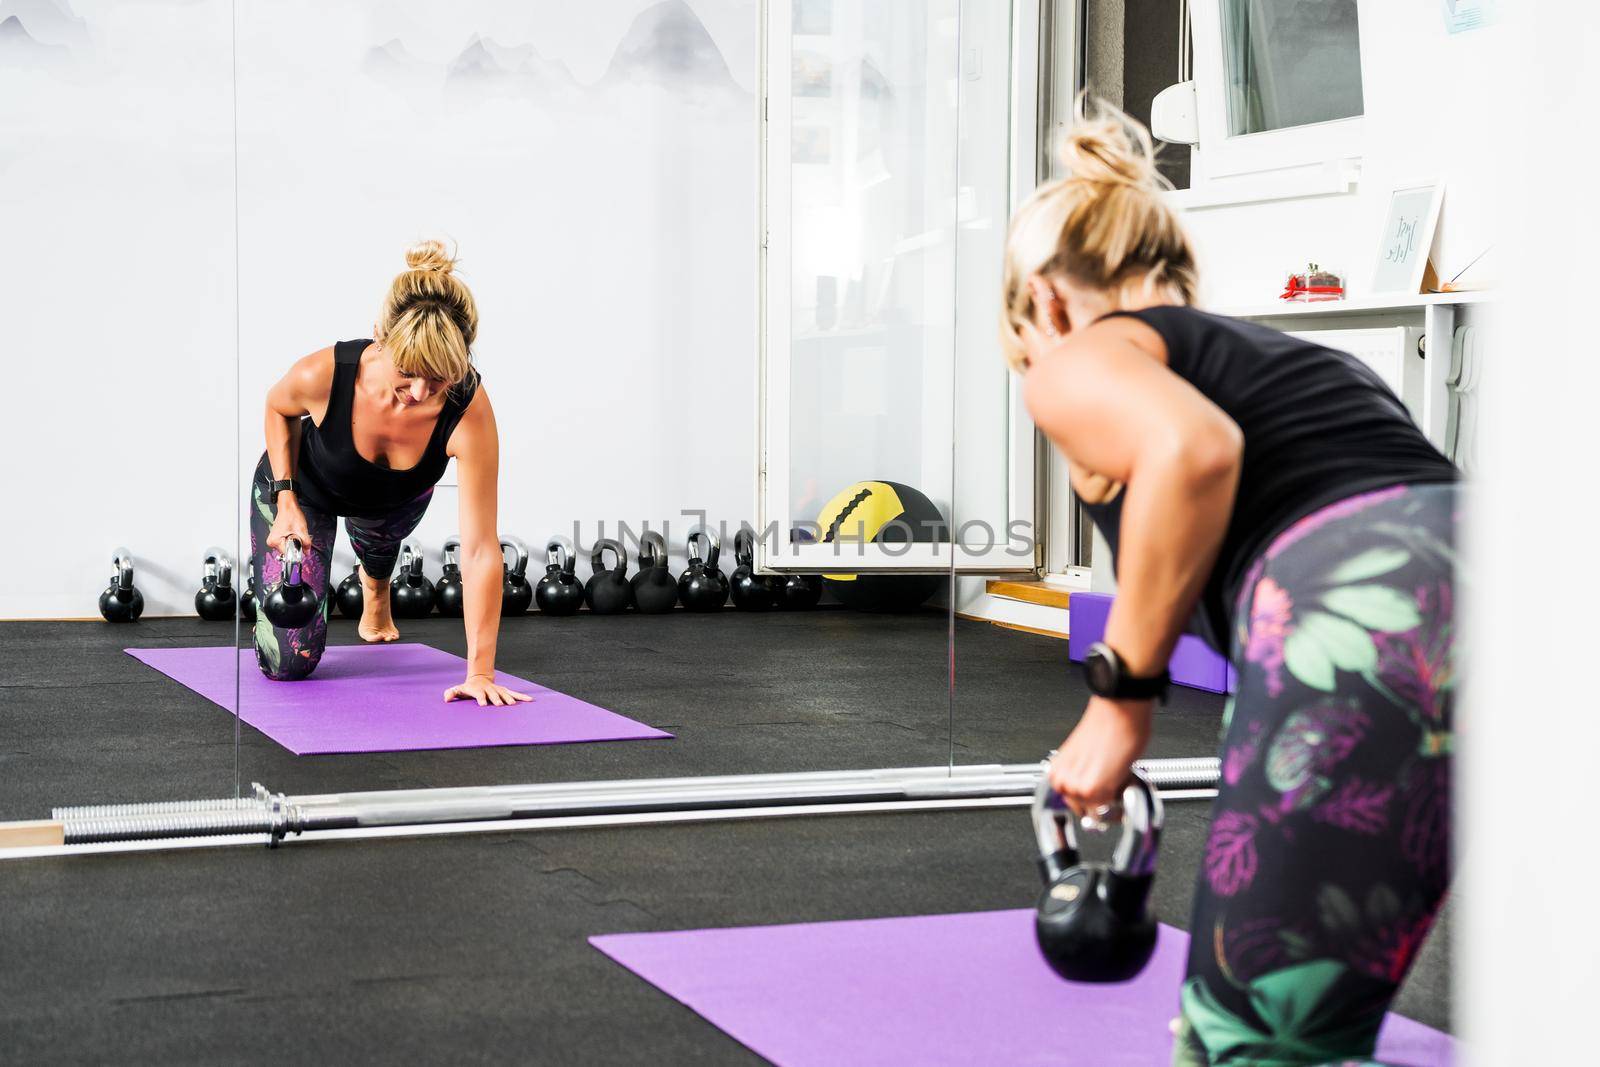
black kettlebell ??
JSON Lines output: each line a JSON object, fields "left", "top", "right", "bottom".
{"left": 1032, "top": 769, "right": 1162, "bottom": 983}
{"left": 585, "top": 538, "right": 633, "bottom": 615}
{"left": 335, "top": 564, "right": 364, "bottom": 620}
{"left": 774, "top": 570, "right": 823, "bottom": 608}
{"left": 436, "top": 538, "right": 465, "bottom": 617}
{"left": 240, "top": 563, "right": 258, "bottom": 623}
{"left": 631, "top": 531, "right": 679, "bottom": 614}
{"left": 677, "top": 525, "right": 729, "bottom": 612}
{"left": 500, "top": 536, "right": 533, "bottom": 616}
{"left": 774, "top": 572, "right": 823, "bottom": 609}
{"left": 263, "top": 537, "right": 320, "bottom": 628}
{"left": 773, "top": 527, "right": 822, "bottom": 609}
{"left": 194, "top": 547, "right": 238, "bottom": 622}
{"left": 389, "top": 541, "right": 436, "bottom": 618}
{"left": 535, "top": 537, "right": 584, "bottom": 616}
{"left": 98, "top": 547, "right": 144, "bottom": 623}
{"left": 729, "top": 526, "right": 776, "bottom": 611}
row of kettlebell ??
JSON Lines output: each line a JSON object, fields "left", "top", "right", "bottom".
{"left": 327, "top": 527, "right": 825, "bottom": 621}
{"left": 325, "top": 537, "right": 531, "bottom": 621}
{"left": 561, "top": 526, "right": 822, "bottom": 616}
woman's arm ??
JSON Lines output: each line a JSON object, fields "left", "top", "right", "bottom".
{"left": 1023, "top": 317, "right": 1242, "bottom": 675}
{"left": 1022, "top": 315, "right": 1242, "bottom": 815}
{"left": 445, "top": 387, "right": 531, "bottom": 706}
{"left": 262, "top": 349, "right": 334, "bottom": 552}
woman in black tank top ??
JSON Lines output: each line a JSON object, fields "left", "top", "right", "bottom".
{"left": 1002, "top": 104, "right": 1456, "bottom": 1065}
{"left": 247, "top": 240, "right": 531, "bottom": 709}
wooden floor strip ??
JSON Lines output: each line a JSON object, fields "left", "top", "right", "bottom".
{"left": 984, "top": 580, "right": 1072, "bottom": 610}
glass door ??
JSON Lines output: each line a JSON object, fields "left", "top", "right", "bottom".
{"left": 758, "top": 0, "right": 1039, "bottom": 580}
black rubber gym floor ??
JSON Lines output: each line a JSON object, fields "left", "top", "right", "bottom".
{"left": 0, "top": 810, "right": 1453, "bottom": 1063}
{"left": 0, "top": 612, "right": 1452, "bottom": 1061}
{"left": 0, "top": 609, "right": 1231, "bottom": 813}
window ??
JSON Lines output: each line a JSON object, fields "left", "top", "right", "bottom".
{"left": 1191, "top": 0, "right": 1365, "bottom": 178}
{"left": 1222, "top": 0, "right": 1363, "bottom": 135}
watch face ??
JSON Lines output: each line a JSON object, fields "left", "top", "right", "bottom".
{"left": 1084, "top": 645, "right": 1118, "bottom": 694}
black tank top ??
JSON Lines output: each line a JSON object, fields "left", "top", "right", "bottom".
{"left": 296, "top": 339, "right": 480, "bottom": 518}
{"left": 1083, "top": 306, "right": 1457, "bottom": 652}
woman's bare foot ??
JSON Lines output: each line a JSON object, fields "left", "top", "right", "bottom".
{"left": 357, "top": 565, "right": 401, "bottom": 643}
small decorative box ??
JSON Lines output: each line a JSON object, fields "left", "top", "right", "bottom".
{"left": 1280, "top": 263, "right": 1346, "bottom": 302}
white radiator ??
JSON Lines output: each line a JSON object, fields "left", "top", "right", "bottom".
{"left": 1289, "top": 326, "right": 1425, "bottom": 421}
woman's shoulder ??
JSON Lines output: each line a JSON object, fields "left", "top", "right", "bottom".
{"left": 444, "top": 375, "right": 493, "bottom": 451}
{"left": 288, "top": 346, "right": 337, "bottom": 393}
{"left": 1112, "top": 304, "right": 1283, "bottom": 361}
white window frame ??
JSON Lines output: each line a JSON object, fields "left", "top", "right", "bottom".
{"left": 1187, "top": 0, "right": 1367, "bottom": 180}
{"left": 756, "top": 0, "right": 1042, "bottom": 576}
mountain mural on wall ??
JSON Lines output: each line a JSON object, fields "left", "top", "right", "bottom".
{"left": 0, "top": 16, "right": 67, "bottom": 70}
{"left": 355, "top": 0, "right": 745, "bottom": 103}
{"left": 599, "top": 0, "right": 742, "bottom": 95}
{"left": 0, "top": 0, "right": 87, "bottom": 48}
{"left": 0, "top": 0, "right": 84, "bottom": 69}
{"left": 445, "top": 35, "right": 581, "bottom": 96}
{"left": 361, "top": 38, "right": 433, "bottom": 85}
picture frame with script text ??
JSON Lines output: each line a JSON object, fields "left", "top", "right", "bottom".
{"left": 1373, "top": 180, "right": 1445, "bottom": 294}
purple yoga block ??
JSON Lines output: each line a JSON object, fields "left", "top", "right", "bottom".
{"left": 1068, "top": 592, "right": 1233, "bottom": 695}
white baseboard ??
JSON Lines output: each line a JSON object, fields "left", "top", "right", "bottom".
{"left": 959, "top": 591, "right": 1069, "bottom": 637}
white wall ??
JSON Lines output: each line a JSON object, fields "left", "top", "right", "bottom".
{"left": 1468, "top": 4, "right": 1600, "bottom": 1054}
{"left": 0, "top": 0, "right": 238, "bottom": 620}
{"left": 1182, "top": 1, "right": 1501, "bottom": 308}
{"left": 234, "top": 0, "right": 763, "bottom": 589}
{"left": 0, "top": 0, "right": 765, "bottom": 618}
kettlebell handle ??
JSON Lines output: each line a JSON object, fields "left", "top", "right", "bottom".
{"left": 500, "top": 536, "right": 530, "bottom": 578}
{"left": 591, "top": 538, "right": 628, "bottom": 576}
{"left": 201, "top": 546, "right": 233, "bottom": 591}
{"left": 442, "top": 537, "right": 461, "bottom": 569}
{"left": 734, "top": 526, "right": 757, "bottom": 568}
{"left": 1033, "top": 781, "right": 1079, "bottom": 884}
{"left": 686, "top": 524, "right": 721, "bottom": 569}
{"left": 1032, "top": 769, "right": 1163, "bottom": 884}
{"left": 544, "top": 536, "right": 574, "bottom": 575}
{"left": 400, "top": 541, "right": 431, "bottom": 583}
{"left": 111, "top": 546, "right": 135, "bottom": 594}
{"left": 278, "top": 537, "right": 305, "bottom": 589}
{"left": 638, "top": 531, "right": 667, "bottom": 570}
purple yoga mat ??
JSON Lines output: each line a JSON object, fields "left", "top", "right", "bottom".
{"left": 126, "top": 643, "right": 672, "bottom": 755}
{"left": 591, "top": 910, "right": 1455, "bottom": 1067}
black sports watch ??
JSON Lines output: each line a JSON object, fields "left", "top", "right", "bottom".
{"left": 270, "top": 478, "right": 299, "bottom": 500}
{"left": 1083, "top": 641, "right": 1170, "bottom": 701}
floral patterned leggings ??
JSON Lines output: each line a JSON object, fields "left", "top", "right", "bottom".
{"left": 1173, "top": 482, "right": 1457, "bottom": 1067}
{"left": 248, "top": 453, "right": 433, "bottom": 681}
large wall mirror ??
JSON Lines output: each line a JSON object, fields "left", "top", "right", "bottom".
{"left": 0, "top": 0, "right": 1053, "bottom": 831}
{"left": 0, "top": 2, "right": 244, "bottom": 821}
{"left": 221, "top": 0, "right": 1041, "bottom": 808}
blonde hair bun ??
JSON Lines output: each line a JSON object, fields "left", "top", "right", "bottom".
{"left": 997, "top": 97, "right": 1197, "bottom": 372}
{"left": 1057, "top": 107, "right": 1163, "bottom": 191}
{"left": 404, "top": 238, "right": 457, "bottom": 275}
{"left": 378, "top": 238, "right": 478, "bottom": 386}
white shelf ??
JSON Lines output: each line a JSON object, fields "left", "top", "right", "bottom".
{"left": 1207, "top": 290, "right": 1495, "bottom": 456}
{"left": 1216, "top": 291, "right": 1496, "bottom": 321}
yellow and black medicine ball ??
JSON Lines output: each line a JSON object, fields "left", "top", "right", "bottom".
{"left": 815, "top": 480, "right": 949, "bottom": 611}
